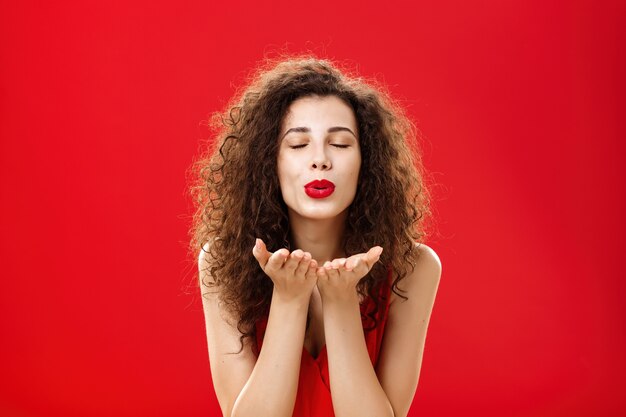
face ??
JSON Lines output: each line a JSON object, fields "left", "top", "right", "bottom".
{"left": 277, "top": 95, "right": 361, "bottom": 221}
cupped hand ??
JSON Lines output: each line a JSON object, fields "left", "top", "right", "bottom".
{"left": 316, "top": 246, "right": 383, "bottom": 301}
{"left": 252, "top": 238, "right": 318, "bottom": 302}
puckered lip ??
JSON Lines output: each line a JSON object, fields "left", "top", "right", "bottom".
{"left": 304, "top": 179, "right": 335, "bottom": 189}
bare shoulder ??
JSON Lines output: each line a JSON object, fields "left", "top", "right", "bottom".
{"left": 197, "top": 240, "right": 257, "bottom": 416}
{"left": 198, "top": 241, "right": 220, "bottom": 298}
{"left": 197, "top": 241, "right": 236, "bottom": 323}
{"left": 198, "top": 241, "right": 213, "bottom": 279}
{"left": 198, "top": 242, "right": 215, "bottom": 285}
{"left": 389, "top": 242, "right": 442, "bottom": 306}
{"left": 376, "top": 242, "right": 442, "bottom": 416}
{"left": 412, "top": 242, "right": 442, "bottom": 280}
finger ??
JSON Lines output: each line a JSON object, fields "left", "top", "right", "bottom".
{"left": 294, "top": 251, "right": 312, "bottom": 277}
{"left": 252, "top": 238, "right": 272, "bottom": 269}
{"left": 316, "top": 264, "right": 328, "bottom": 282}
{"left": 331, "top": 258, "right": 347, "bottom": 270}
{"left": 284, "top": 249, "right": 304, "bottom": 272}
{"left": 305, "top": 259, "right": 318, "bottom": 280}
{"left": 344, "top": 255, "right": 358, "bottom": 271}
{"left": 363, "top": 246, "right": 383, "bottom": 269}
{"left": 345, "top": 253, "right": 367, "bottom": 271}
{"left": 348, "top": 256, "right": 369, "bottom": 276}
{"left": 324, "top": 261, "right": 340, "bottom": 280}
{"left": 266, "top": 248, "right": 289, "bottom": 274}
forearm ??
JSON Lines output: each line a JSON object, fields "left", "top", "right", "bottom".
{"left": 322, "top": 292, "right": 394, "bottom": 417}
{"left": 231, "top": 290, "right": 308, "bottom": 417}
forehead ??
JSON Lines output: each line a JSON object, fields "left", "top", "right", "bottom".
{"left": 281, "top": 95, "right": 357, "bottom": 130}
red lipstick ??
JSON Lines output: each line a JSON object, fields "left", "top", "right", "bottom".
{"left": 304, "top": 179, "right": 335, "bottom": 199}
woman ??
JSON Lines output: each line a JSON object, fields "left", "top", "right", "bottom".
{"left": 189, "top": 56, "right": 441, "bottom": 417}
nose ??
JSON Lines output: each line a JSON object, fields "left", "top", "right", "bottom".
{"left": 309, "top": 141, "right": 331, "bottom": 170}
{"left": 311, "top": 151, "right": 331, "bottom": 170}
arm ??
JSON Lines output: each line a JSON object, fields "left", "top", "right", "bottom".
{"left": 317, "top": 244, "right": 442, "bottom": 417}
{"left": 375, "top": 244, "right": 441, "bottom": 417}
{"left": 199, "top": 240, "right": 318, "bottom": 417}
{"left": 230, "top": 289, "right": 308, "bottom": 417}
{"left": 317, "top": 247, "right": 393, "bottom": 417}
{"left": 323, "top": 291, "right": 394, "bottom": 417}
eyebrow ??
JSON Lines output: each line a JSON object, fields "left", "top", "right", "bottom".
{"left": 281, "top": 126, "right": 358, "bottom": 140}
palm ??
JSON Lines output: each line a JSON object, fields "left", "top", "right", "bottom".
{"left": 315, "top": 246, "right": 383, "bottom": 297}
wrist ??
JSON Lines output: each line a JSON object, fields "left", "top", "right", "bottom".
{"left": 271, "top": 287, "right": 312, "bottom": 310}
{"left": 319, "top": 286, "right": 360, "bottom": 306}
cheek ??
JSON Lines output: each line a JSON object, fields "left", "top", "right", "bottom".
{"left": 350, "top": 157, "right": 362, "bottom": 181}
{"left": 276, "top": 159, "right": 298, "bottom": 190}
{"left": 276, "top": 155, "right": 287, "bottom": 180}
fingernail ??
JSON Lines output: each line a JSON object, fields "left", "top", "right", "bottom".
{"left": 374, "top": 246, "right": 383, "bottom": 256}
{"left": 255, "top": 238, "right": 261, "bottom": 249}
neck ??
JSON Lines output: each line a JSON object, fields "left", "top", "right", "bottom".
{"left": 288, "top": 209, "right": 348, "bottom": 264}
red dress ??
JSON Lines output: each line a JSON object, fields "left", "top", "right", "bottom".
{"left": 254, "top": 271, "right": 392, "bottom": 417}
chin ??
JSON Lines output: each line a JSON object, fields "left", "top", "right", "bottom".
{"left": 297, "top": 210, "right": 339, "bottom": 220}
{"left": 290, "top": 205, "right": 350, "bottom": 222}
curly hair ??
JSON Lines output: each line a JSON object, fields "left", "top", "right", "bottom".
{"left": 188, "top": 54, "right": 433, "bottom": 353}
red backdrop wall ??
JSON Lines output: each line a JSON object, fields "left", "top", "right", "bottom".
{"left": 1, "top": 1, "right": 624, "bottom": 416}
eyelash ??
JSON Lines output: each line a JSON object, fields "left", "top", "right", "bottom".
{"left": 289, "top": 144, "right": 349, "bottom": 149}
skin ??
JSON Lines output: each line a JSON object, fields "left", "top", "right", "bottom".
{"left": 199, "top": 95, "right": 441, "bottom": 417}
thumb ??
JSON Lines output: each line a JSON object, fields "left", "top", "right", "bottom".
{"left": 365, "top": 246, "right": 383, "bottom": 268}
{"left": 252, "top": 238, "right": 272, "bottom": 269}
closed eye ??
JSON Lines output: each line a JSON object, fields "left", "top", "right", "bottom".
{"left": 288, "top": 144, "right": 349, "bottom": 149}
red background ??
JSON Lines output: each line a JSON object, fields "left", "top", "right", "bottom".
{"left": 1, "top": 1, "right": 625, "bottom": 416}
